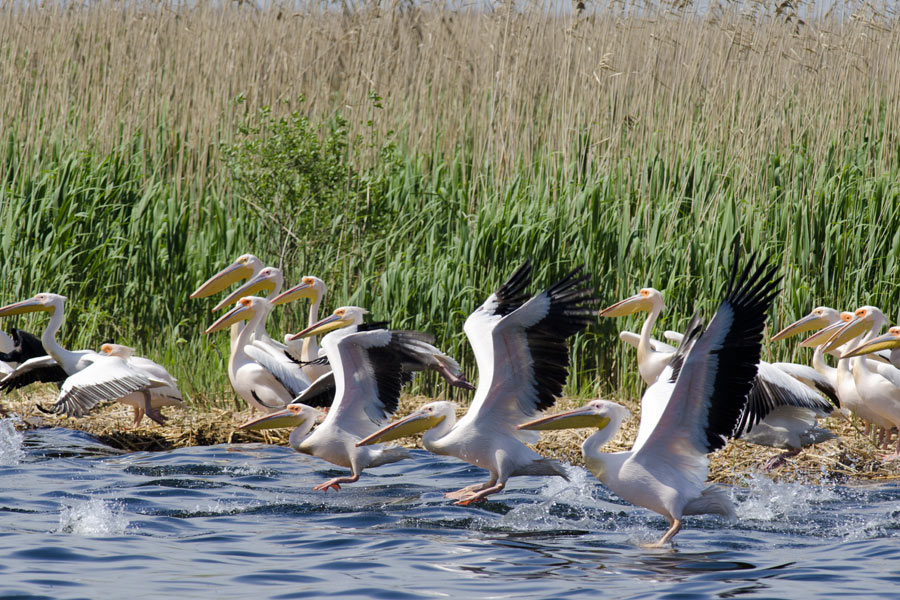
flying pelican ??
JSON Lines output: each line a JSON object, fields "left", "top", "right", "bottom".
{"left": 518, "top": 256, "right": 780, "bottom": 546}
{"left": 268, "top": 276, "right": 331, "bottom": 381}
{"left": 357, "top": 262, "right": 596, "bottom": 505}
{"left": 245, "top": 305, "right": 471, "bottom": 491}
{"left": 823, "top": 306, "right": 900, "bottom": 458}
{"left": 99, "top": 343, "right": 185, "bottom": 426}
{"left": 206, "top": 296, "right": 313, "bottom": 414}
{"left": 601, "top": 290, "right": 838, "bottom": 467}
{"left": 0, "top": 294, "right": 168, "bottom": 419}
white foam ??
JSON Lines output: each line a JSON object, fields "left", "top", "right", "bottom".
{"left": 58, "top": 498, "right": 129, "bottom": 536}
{"left": 498, "top": 466, "right": 610, "bottom": 531}
{"left": 734, "top": 474, "right": 839, "bottom": 522}
{"left": 0, "top": 417, "right": 25, "bottom": 466}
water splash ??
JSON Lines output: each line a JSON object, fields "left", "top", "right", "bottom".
{"left": 498, "top": 467, "right": 610, "bottom": 531}
{"left": 0, "top": 417, "right": 25, "bottom": 466}
{"left": 58, "top": 498, "right": 129, "bottom": 536}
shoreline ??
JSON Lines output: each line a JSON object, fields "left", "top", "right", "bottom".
{"left": 4, "top": 393, "right": 899, "bottom": 485}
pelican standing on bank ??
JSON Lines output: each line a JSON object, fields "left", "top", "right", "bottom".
{"left": 357, "top": 262, "right": 596, "bottom": 505}
{"left": 0, "top": 294, "right": 168, "bottom": 420}
{"left": 519, "top": 256, "right": 780, "bottom": 546}
{"left": 246, "top": 305, "right": 472, "bottom": 491}
{"left": 269, "top": 276, "right": 331, "bottom": 381}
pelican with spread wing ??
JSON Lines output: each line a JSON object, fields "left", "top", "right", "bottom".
{"left": 519, "top": 256, "right": 779, "bottom": 546}
{"left": 357, "top": 262, "right": 596, "bottom": 505}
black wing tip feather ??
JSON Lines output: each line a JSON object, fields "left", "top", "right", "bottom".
{"left": 703, "top": 253, "right": 781, "bottom": 452}
{"left": 492, "top": 261, "right": 534, "bottom": 317}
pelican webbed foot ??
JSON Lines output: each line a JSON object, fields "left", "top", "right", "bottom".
{"left": 444, "top": 483, "right": 491, "bottom": 500}
{"left": 453, "top": 483, "right": 505, "bottom": 506}
{"left": 763, "top": 448, "right": 801, "bottom": 472}
{"left": 313, "top": 474, "right": 360, "bottom": 492}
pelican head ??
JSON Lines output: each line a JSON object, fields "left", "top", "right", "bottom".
{"left": 239, "top": 402, "right": 323, "bottom": 431}
{"left": 517, "top": 399, "right": 630, "bottom": 432}
{"left": 0, "top": 293, "right": 66, "bottom": 318}
{"left": 100, "top": 343, "right": 136, "bottom": 359}
{"left": 770, "top": 306, "right": 841, "bottom": 342}
{"left": 289, "top": 306, "right": 368, "bottom": 341}
{"left": 599, "top": 288, "right": 665, "bottom": 318}
{"left": 800, "top": 311, "right": 855, "bottom": 348}
{"left": 842, "top": 326, "right": 900, "bottom": 359}
{"left": 269, "top": 276, "right": 326, "bottom": 307}
{"left": 356, "top": 401, "right": 456, "bottom": 447}
{"left": 212, "top": 266, "right": 283, "bottom": 312}
{"left": 190, "top": 254, "right": 263, "bottom": 300}
{"left": 822, "top": 306, "right": 888, "bottom": 353}
{"left": 205, "top": 296, "right": 269, "bottom": 334}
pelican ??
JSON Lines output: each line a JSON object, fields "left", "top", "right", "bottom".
{"left": 823, "top": 306, "right": 900, "bottom": 458}
{"left": 211, "top": 266, "right": 288, "bottom": 359}
{"left": 357, "top": 262, "right": 596, "bottom": 505}
{"left": 269, "top": 276, "right": 331, "bottom": 381}
{"left": 518, "top": 256, "right": 780, "bottom": 546}
{"left": 0, "top": 328, "right": 67, "bottom": 391}
{"left": 0, "top": 294, "right": 168, "bottom": 420}
{"left": 205, "top": 296, "right": 313, "bottom": 414}
{"left": 190, "top": 253, "right": 265, "bottom": 349}
{"left": 601, "top": 291, "right": 838, "bottom": 466}
{"left": 245, "top": 305, "right": 470, "bottom": 491}
{"left": 844, "top": 326, "right": 900, "bottom": 369}
{"left": 99, "top": 343, "right": 185, "bottom": 426}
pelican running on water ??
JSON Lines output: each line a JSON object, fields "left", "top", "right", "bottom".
{"left": 357, "top": 262, "right": 596, "bottom": 505}
{"left": 99, "top": 343, "right": 184, "bottom": 426}
{"left": 245, "top": 306, "right": 472, "bottom": 491}
{"left": 0, "top": 294, "right": 169, "bottom": 420}
{"left": 518, "top": 256, "right": 780, "bottom": 546}
{"left": 601, "top": 288, "right": 838, "bottom": 467}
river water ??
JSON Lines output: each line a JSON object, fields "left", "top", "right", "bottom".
{"left": 1, "top": 417, "right": 898, "bottom": 599}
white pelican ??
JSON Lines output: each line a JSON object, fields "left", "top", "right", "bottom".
{"left": 99, "top": 343, "right": 185, "bottom": 426}
{"left": 190, "top": 253, "right": 264, "bottom": 349}
{"left": 357, "top": 262, "right": 596, "bottom": 505}
{"left": 269, "top": 276, "right": 331, "bottom": 381}
{"left": 245, "top": 305, "right": 470, "bottom": 491}
{"left": 601, "top": 291, "right": 838, "bottom": 466}
{"left": 0, "top": 294, "right": 169, "bottom": 420}
{"left": 518, "top": 257, "right": 780, "bottom": 546}
{"left": 823, "top": 306, "right": 900, "bottom": 457}
{"left": 206, "top": 296, "right": 313, "bottom": 414}
{"left": 844, "top": 326, "right": 900, "bottom": 369}
{"left": 0, "top": 328, "right": 67, "bottom": 390}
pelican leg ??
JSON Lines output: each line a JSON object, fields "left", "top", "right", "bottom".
{"left": 763, "top": 448, "right": 801, "bottom": 471}
{"left": 444, "top": 483, "right": 491, "bottom": 500}
{"left": 454, "top": 482, "right": 505, "bottom": 506}
{"left": 313, "top": 473, "right": 360, "bottom": 492}
{"left": 142, "top": 391, "right": 166, "bottom": 426}
{"left": 132, "top": 406, "right": 145, "bottom": 428}
{"left": 645, "top": 518, "right": 682, "bottom": 548}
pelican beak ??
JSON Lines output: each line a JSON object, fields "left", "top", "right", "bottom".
{"left": 0, "top": 296, "right": 49, "bottom": 317}
{"left": 269, "top": 281, "right": 314, "bottom": 307}
{"left": 355, "top": 410, "right": 446, "bottom": 446}
{"left": 212, "top": 271, "right": 276, "bottom": 312}
{"left": 599, "top": 294, "right": 651, "bottom": 318}
{"left": 799, "top": 318, "right": 851, "bottom": 348}
{"left": 842, "top": 331, "right": 900, "bottom": 359}
{"left": 190, "top": 260, "right": 255, "bottom": 300}
{"left": 289, "top": 313, "right": 352, "bottom": 341}
{"left": 205, "top": 301, "right": 254, "bottom": 334}
{"left": 822, "top": 317, "right": 869, "bottom": 353}
{"left": 771, "top": 312, "right": 828, "bottom": 342}
{"left": 517, "top": 407, "right": 611, "bottom": 431}
{"left": 239, "top": 406, "right": 309, "bottom": 431}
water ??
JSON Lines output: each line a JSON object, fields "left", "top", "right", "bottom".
{"left": 2, "top": 419, "right": 899, "bottom": 599}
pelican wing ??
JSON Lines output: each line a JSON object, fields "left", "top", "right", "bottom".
{"left": 477, "top": 261, "right": 533, "bottom": 318}
{"left": 245, "top": 343, "right": 312, "bottom": 397}
{"left": 464, "top": 266, "right": 596, "bottom": 428}
{"left": 618, "top": 331, "right": 676, "bottom": 353}
{"left": 769, "top": 362, "right": 839, "bottom": 407}
{"left": 290, "top": 371, "right": 336, "bottom": 409}
{"left": 873, "top": 361, "right": 900, "bottom": 389}
{"left": 324, "top": 329, "right": 434, "bottom": 436}
{"left": 0, "top": 356, "right": 67, "bottom": 393}
{"left": 50, "top": 356, "right": 155, "bottom": 418}
{"left": 634, "top": 256, "right": 779, "bottom": 461}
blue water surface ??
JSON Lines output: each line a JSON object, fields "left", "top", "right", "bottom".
{"left": 1, "top": 418, "right": 898, "bottom": 599}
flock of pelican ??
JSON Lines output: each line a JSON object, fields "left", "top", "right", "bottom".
{"left": 2, "top": 252, "right": 899, "bottom": 546}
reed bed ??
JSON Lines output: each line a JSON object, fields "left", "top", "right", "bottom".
{"left": 1, "top": 1, "right": 900, "bottom": 406}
